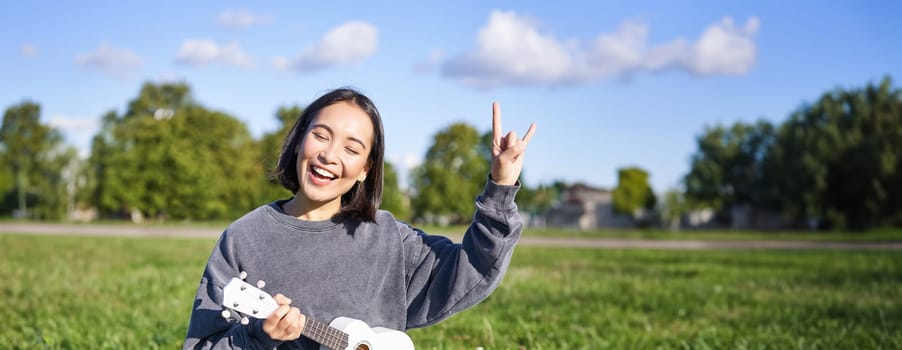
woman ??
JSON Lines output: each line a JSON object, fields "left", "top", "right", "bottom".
{"left": 183, "top": 88, "right": 536, "bottom": 349}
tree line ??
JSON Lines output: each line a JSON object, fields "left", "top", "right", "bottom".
{"left": 0, "top": 82, "right": 538, "bottom": 223}
{"left": 2, "top": 77, "right": 900, "bottom": 230}
{"left": 681, "top": 76, "right": 901, "bottom": 230}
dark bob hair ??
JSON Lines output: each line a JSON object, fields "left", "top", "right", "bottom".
{"left": 272, "top": 88, "right": 384, "bottom": 222}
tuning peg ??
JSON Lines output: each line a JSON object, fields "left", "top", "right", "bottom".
{"left": 239, "top": 271, "right": 248, "bottom": 280}
{"left": 256, "top": 280, "right": 266, "bottom": 289}
{"left": 241, "top": 317, "right": 250, "bottom": 325}
{"left": 221, "top": 310, "right": 231, "bottom": 319}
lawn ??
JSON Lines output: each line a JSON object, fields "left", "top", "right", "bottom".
{"left": 0, "top": 233, "right": 899, "bottom": 349}
{"left": 393, "top": 224, "right": 902, "bottom": 242}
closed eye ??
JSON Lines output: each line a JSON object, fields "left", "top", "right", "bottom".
{"left": 345, "top": 146, "right": 360, "bottom": 155}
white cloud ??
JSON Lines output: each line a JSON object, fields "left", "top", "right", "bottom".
{"left": 216, "top": 10, "right": 271, "bottom": 29}
{"left": 174, "top": 39, "right": 255, "bottom": 69}
{"left": 274, "top": 21, "right": 378, "bottom": 72}
{"left": 683, "top": 16, "right": 760, "bottom": 76}
{"left": 21, "top": 43, "right": 39, "bottom": 58}
{"left": 584, "top": 19, "right": 663, "bottom": 77}
{"left": 441, "top": 11, "right": 760, "bottom": 88}
{"left": 442, "top": 11, "right": 574, "bottom": 88}
{"left": 75, "top": 43, "right": 143, "bottom": 77}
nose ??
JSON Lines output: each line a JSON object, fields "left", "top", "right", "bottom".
{"left": 318, "top": 144, "right": 339, "bottom": 164}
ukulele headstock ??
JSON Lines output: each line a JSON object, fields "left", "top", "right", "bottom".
{"left": 221, "top": 271, "right": 278, "bottom": 325}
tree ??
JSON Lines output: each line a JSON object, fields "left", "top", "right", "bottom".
{"left": 31, "top": 147, "right": 81, "bottom": 219}
{"left": 0, "top": 101, "right": 69, "bottom": 219}
{"left": 88, "top": 82, "right": 260, "bottom": 220}
{"left": 381, "top": 161, "right": 410, "bottom": 221}
{"left": 412, "top": 122, "right": 489, "bottom": 224}
{"left": 683, "top": 120, "right": 776, "bottom": 221}
{"left": 660, "top": 188, "right": 690, "bottom": 231}
{"left": 258, "top": 105, "right": 303, "bottom": 202}
{"left": 766, "top": 77, "right": 902, "bottom": 229}
{"left": 681, "top": 76, "right": 902, "bottom": 230}
{"left": 611, "top": 167, "right": 656, "bottom": 218}
{"left": 533, "top": 180, "right": 567, "bottom": 215}
{"left": 513, "top": 180, "right": 536, "bottom": 213}
{"left": 0, "top": 162, "right": 12, "bottom": 212}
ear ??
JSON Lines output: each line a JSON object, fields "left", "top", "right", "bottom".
{"left": 358, "top": 163, "right": 370, "bottom": 183}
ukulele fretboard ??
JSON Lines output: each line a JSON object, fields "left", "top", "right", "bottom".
{"left": 303, "top": 317, "right": 349, "bottom": 349}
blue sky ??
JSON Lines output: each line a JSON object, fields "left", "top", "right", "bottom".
{"left": 2, "top": 1, "right": 900, "bottom": 193}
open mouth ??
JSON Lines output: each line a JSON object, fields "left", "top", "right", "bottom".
{"left": 310, "top": 165, "right": 338, "bottom": 181}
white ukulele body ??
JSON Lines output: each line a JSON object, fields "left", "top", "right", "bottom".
{"left": 323, "top": 316, "right": 414, "bottom": 350}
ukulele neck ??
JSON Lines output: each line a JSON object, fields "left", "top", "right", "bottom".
{"left": 302, "top": 317, "right": 349, "bottom": 350}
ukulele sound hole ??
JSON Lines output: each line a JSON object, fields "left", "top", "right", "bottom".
{"left": 355, "top": 344, "right": 371, "bottom": 350}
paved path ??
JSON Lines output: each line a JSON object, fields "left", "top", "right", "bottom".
{"left": 2, "top": 223, "right": 901, "bottom": 250}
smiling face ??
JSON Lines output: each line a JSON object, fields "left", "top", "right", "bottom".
{"left": 294, "top": 101, "right": 374, "bottom": 215}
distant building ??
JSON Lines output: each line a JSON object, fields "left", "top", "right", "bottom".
{"left": 545, "top": 183, "right": 633, "bottom": 230}
{"left": 685, "top": 208, "right": 716, "bottom": 228}
{"left": 681, "top": 205, "right": 786, "bottom": 230}
{"left": 730, "top": 205, "right": 786, "bottom": 230}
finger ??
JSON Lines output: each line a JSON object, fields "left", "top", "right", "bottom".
{"left": 492, "top": 101, "right": 502, "bottom": 142}
{"left": 263, "top": 304, "right": 292, "bottom": 334}
{"left": 269, "top": 304, "right": 291, "bottom": 320}
{"left": 505, "top": 131, "right": 517, "bottom": 150}
{"left": 282, "top": 307, "right": 303, "bottom": 338}
{"left": 285, "top": 307, "right": 301, "bottom": 323}
{"left": 273, "top": 293, "right": 292, "bottom": 305}
{"left": 522, "top": 122, "right": 537, "bottom": 144}
{"left": 498, "top": 142, "right": 527, "bottom": 162}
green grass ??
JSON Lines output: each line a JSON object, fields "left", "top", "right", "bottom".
{"left": 411, "top": 248, "right": 902, "bottom": 349}
{"left": 6, "top": 219, "right": 902, "bottom": 241}
{"left": 1, "top": 234, "right": 900, "bottom": 349}
{"left": 0, "top": 218, "right": 236, "bottom": 229}
{"left": 421, "top": 225, "right": 902, "bottom": 242}
{"left": 0, "top": 234, "right": 209, "bottom": 349}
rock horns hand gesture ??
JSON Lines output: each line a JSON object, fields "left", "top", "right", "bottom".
{"left": 491, "top": 101, "right": 536, "bottom": 186}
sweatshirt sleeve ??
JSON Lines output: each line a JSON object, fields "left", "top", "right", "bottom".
{"left": 402, "top": 177, "right": 523, "bottom": 329}
{"left": 183, "top": 231, "right": 284, "bottom": 350}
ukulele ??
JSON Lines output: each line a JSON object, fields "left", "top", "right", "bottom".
{"left": 221, "top": 276, "right": 415, "bottom": 350}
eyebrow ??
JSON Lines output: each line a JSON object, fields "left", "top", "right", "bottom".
{"left": 311, "top": 123, "right": 368, "bottom": 150}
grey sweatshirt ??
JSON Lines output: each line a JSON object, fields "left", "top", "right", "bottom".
{"left": 183, "top": 179, "right": 522, "bottom": 349}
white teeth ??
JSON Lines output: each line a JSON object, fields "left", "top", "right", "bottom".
{"left": 312, "top": 166, "right": 337, "bottom": 179}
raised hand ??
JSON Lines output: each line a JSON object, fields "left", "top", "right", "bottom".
{"left": 491, "top": 102, "right": 536, "bottom": 186}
